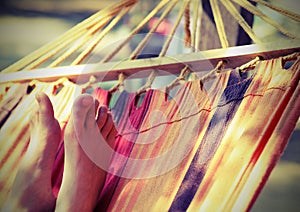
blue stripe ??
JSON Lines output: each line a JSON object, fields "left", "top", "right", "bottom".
{"left": 169, "top": 71, "right": 253, "bottom": 211}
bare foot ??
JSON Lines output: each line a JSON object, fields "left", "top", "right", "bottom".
{"left": 55, "top": 94, "right": 116, "bottom": 212}
{"left": 2, "top": 92, "right": 61, "bottom": 212}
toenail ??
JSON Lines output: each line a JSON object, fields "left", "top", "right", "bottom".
{"left": 81, "top": 96, "right": 93, "bottom": 106}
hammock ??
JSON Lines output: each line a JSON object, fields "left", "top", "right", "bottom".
{"left": 0, "top": 0, "right": 299, "bottom": 211}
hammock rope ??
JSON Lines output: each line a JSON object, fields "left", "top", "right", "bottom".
{"left": 184, "top": 1, "right": 192, "bottom": 47}
{"left": 221, "top": 0, "right": 262, "bottom": 44}
{"left": 0, "top": 0, "right": 298, "bottom": 80}
{"left": 249, "top": 0, "right": 300, "bottom": 22}
{"left": 210, "top": 0, "right": 229, "bottom": 48}
{"left": 72, "top": 7, "right": 131, "bottom": 65}
{"left": 1, "top": 0, "right": 137, "bottom": 73}
{"left": 138, "top": 0, "right": 191, "bottom": 93}
{"left": 28, "top": 16, "right": 113, "bottom": 69}
{"left": 101, "top": 0, "right": 170, "bottom": 63}
{"left": 159, "top": 0, "right": 191, "bottom": 56}
{"left": 231, "top": 0, "right": 297, "bottom": 39}
{"left": 129, "top": 0, "right": 179, "bottom": 60}
{"left": 192, "top": 0, "right": 201, "bottom": 51}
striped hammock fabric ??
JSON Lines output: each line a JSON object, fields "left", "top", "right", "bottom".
{"left": 0, "top": 55, "right": 299, "bottom": 211}
{"left": 94, "top": 56, "right": 299, "bottom": 211}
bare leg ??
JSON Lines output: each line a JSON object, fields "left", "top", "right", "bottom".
{"left": 55, "top": 94, "right": 116, "bottom": 212}
{"left": 2, "top": 93, "right": 61, "bottom": 212}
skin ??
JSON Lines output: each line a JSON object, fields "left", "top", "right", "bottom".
{"left": 55, "top": 94, "right": 116, "bottom": 212}
{"left": 2, "top": 93, "right": 117, "bottom": 212}
{"left": 2, "top": 92, "right": 60, "bottom": 212}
